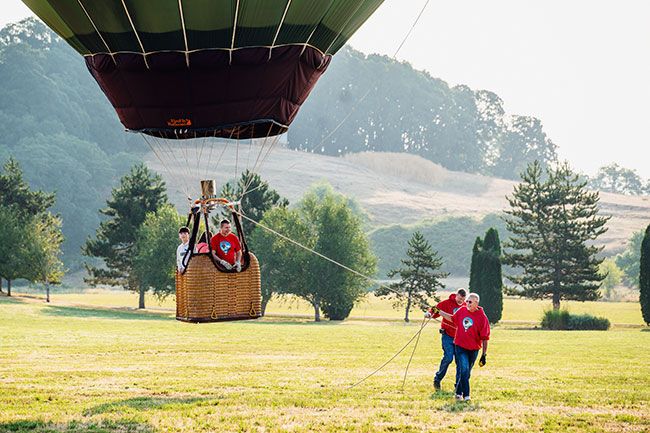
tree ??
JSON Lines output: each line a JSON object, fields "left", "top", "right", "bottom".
{"left": 615, "top": 230, "right": 644, "bottom": 287}
{"left": 84, "top": 164, "right": 168, "bottom": 309}
{"left": 0, "top": 157, "right": 55, "bottom": 217}
{"left": 0, "top": 206, "right": 30, "bottom": 296}
{"left": 376, "top": 231, "right": 448, "bottom": 323}
{"left": 248, "top": 207, "right": 311, "bottom": 315}
{"left": 132, "top": 205, "right": 184, "bottom": 301}
{"left": 218, "top": 170, "right": 289, "bottom": 236}
{"left": 0, "top": 159, "right": 61, "bottom": 295}
{"left": 251, "top": 184, "right": 376, "bottom": 321}
{"left": 504, "top": 161, "right": 610, "bottom": 310}
{"left": 640, "top": 224, "right": 650, "bottom": 326}
{"left": 469, "top": 228, "right": 503, "bottom": 323}
{"left": 598, "top": 258, "right": 623, "bottom": 299}
{"left": 303, "top": 189, "right": 376, "bottom": 321}
{"left": 589, "top": 163, "right": 645, "bottom": 195}
{"left": 25, "top": 213, "right": 65, "bottom": 302}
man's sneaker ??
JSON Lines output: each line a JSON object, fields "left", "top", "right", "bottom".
{"left": 455, "top": 394, "right": 463, "bottom": 401}
{"left": 463, "top": 396, "right": 471, "bottom": 401}
{"left": 433, "top": 381, "right": 441, "bottom": 391}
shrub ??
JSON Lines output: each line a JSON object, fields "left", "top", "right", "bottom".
{"left": 568, "top": 314, "right": 611, "bottom": 330}
{"left": 541, "top": 310, "right": 610, "bottom": 330}
{"left": 541, "top": 309, "right": 571, "bottom": 330}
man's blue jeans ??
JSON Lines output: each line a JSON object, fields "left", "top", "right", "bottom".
{"left": 455, "top": 346, "right": 479, "bottom": 397}
{"left": 434, "top": 332, "right": 457, "bottom": 384}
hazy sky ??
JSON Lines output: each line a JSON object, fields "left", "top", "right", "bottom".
{"left": 2, "top": 1, "right": 649, "bottom": 177}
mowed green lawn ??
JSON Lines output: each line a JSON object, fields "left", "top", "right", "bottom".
{"left": 23, "top": 289, "right": 646, "bottom": 326}
{"left": 1, "top": 296, "right": 648, "bottom": 433}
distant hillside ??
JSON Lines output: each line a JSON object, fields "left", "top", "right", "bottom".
{"left": 0, "top": 18, "right": 636, "bottom": 274}
{"left": 146, "top": 146, "right": 650, "bottom": 277}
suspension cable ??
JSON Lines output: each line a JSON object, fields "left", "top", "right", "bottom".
{"left": 297, "top": 0, "right": 433, "bottom": 157}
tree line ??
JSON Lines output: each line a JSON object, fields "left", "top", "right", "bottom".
{"left": 588, "top": 163, "right": 650, "bottom": 196}
{"left": 291, "top": 47, "right": 558, "bottom": 180}
{"left": 0, "top": 18, "right": 564, "bottom": 271}
{"left": 2, "top": 156, "right": 649, "bottom": 325}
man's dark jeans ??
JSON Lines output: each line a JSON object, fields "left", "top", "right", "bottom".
{"left": 434, "top": 332, "right": 457, "bottom": 385}
{"left": 455, "top": 345, "right": 479, "bottom": 397}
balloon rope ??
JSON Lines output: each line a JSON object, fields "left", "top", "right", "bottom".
{"left": 347, "top": 317, "right": 433, "bottom": 390}
{"left": 233, "top": 209, "right": 410, "bottom": 299}
{"left": 142, "top": 134, "right": 190, "bottom": 199}
{"left": 294, "top": 0, "right": 433, "bottom": 159}
{"left": 401, "top": 315, "right": 427, "bottom": 391}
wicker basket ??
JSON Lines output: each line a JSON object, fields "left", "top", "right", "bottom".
{"left": 176, "top": 253, "right": 262, "bottom": 323}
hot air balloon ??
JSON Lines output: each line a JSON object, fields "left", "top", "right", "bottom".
{"left": 21, "top": 0, "right": 385, "bottom": 322}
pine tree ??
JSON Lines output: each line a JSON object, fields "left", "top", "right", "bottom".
{"left": 504, "top": 161, "right": 609, "bottom": 310}
{"left": 377, "top": 231, "right": 448, "bottom": 322}
{"left": 468, "top": 237, "right": 482, "bottom": 295}
{"left": 83, "top": 164, "right": 168, "bottom": 309}
{"left": 639, "top": 224, "right": 650, "bottom": 326}
{"left": 218, "top": 170, "right": 289, "bottom": 235}
{"left": 481, "top": 228, "right": 503, "bottom": 323}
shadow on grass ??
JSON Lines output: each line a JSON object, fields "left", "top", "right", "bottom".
{"left": 440, "top": 401, "right": 481, "bottom": 412}
{"left": 0, "top": 296, "right": 27, "bottom": 305}
{"left": 0, "top": 418, "right": 152, "bottom": 433}
{"left": 429, "top": 390, "right": 455, "bottom": 400}
{"left": 85, "top": 396, "right": 212, "bottom": 416}
{"left": 42, "top": 305, "right": 171, "bottom": 322}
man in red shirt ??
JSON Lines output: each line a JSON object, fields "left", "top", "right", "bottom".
{"left": 210, "top": 219, "right": 242, "bottom": 272}
{"left": 436, "top": 292, "right": 490, "bottom": 401}
{"left": 426, "top": 288, "right": 467, "bottom": 391}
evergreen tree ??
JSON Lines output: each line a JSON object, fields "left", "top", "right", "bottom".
{"left": 468, "top": 237, "right": 482, "bottom": 295}
{"left": 640, "top": 224, "right": 650, "bottom": 326}
{"left": 504, "top": 161, "right": 609, "bottom": 310}
{"left": 0, "top": 157, "right": 55, "bottom": 218}
{"left": 218, "top": 170, "right": 289, "bottom": 236}
{"left": 469, "top": 228, "right": 503, "bottom": 323}
{"left": 83, "top": 164, "right": 168, "bottom": 309}
{"left": 376, "top": 231, "right": 448, "bottom": 323}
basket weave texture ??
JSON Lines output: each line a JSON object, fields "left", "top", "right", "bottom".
{"left": 176, "top": 253, "right": 262, "bottom": 322}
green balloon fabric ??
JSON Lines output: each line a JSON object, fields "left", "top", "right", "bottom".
{"left": 20, "top": 0, "right": 385, "bottom": 139}
{"left": 21, "top": 0, "right": 384, "bottom": 57}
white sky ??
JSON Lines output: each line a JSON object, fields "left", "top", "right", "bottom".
{"left": 2, "top": 1, "right": 649, "bottom": 177}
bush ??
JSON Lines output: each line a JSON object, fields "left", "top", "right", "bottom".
{"left": 568, "top": 314, "right": 611, "bottom": 331}
{"left": 541, "top": 310, "right": 610, "bottom": 330}
{"left": 541, "top": 309, "right": 571, "bottom": 330}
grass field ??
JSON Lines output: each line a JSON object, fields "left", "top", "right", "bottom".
{"left": 1, "top": 294, "right": 648, "bottom": 433}
{"left": 17, "top": 289, "right": 646, "bottom": 326}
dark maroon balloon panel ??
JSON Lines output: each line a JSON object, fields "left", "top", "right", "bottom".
{"left": 85, "top": 46, "right": 331, "bottom": 139}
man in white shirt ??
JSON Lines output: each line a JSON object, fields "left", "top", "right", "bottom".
{"left": 176, "top": 226, "right": 191, "bottom": 272}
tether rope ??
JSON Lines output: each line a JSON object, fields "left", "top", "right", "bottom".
{"left": 401, "top": 315, "right": 426, "bottom": 391}
{"left": 232, "top": 209, "right": 436, "bottom": 304}
{"left": 347, "top": 316, "right": 434, "bottom": 390}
